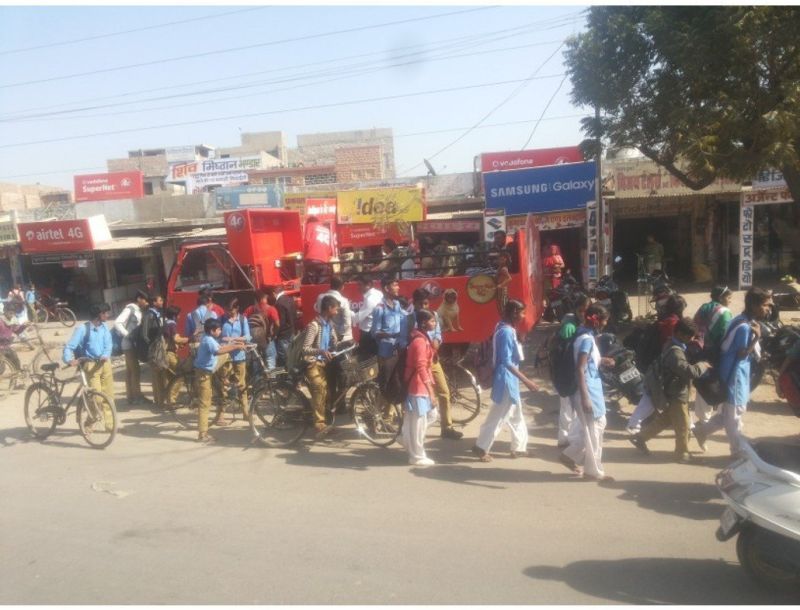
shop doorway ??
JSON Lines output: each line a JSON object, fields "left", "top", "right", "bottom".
{"left": 540, "top": 227, "right": 584, "bottom": 285}
{"left": 613, "top": 215, "right": 691, "bottom": 283}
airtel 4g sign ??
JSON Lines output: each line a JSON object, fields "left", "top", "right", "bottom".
{"left": 18, "top": 216, "right": 112, "bottom": 253}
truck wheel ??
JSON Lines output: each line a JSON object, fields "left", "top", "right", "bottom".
{"left": 736, "top": 526, "right": 800, "bottom": 592}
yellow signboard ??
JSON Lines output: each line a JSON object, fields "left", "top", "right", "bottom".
{"left": 337, "top": 187, "right": 425, "bottom": 225}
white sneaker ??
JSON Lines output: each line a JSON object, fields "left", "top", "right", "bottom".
{"left": 409, "top": 457, "right": 435, "bottom": 466}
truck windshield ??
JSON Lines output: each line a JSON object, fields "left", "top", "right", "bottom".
{"left": 174, "top": 246, "right": 250, "bottom": 292}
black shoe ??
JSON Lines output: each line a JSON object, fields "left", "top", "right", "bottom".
{"left": 693, "top": 427, "right": 707, "bottom": 452}
{"left": 441, "top": 427, "right": 463, "bottom": 440}
{"left": 629, "top": 435, "right": 651, "bottom": 456}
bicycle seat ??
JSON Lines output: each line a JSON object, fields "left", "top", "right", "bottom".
{"left": 40, "top": 362, "right": 60, "bottom": 372}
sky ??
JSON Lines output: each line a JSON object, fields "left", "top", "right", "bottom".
{"left": 0, "top": 4, "right": 589, "bottom": 191}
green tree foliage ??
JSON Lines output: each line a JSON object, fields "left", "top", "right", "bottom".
{"left": 566, "top": 6, "right": 800, "bottom": 201}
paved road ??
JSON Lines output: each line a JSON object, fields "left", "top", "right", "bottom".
{"left": 1, "top": 302, "right": 797, "bottom": 604}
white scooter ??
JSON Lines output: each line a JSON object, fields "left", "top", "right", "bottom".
{"left": 716, "top": 439, "right": 800, "bottom": 592}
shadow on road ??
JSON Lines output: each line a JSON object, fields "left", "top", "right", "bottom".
{"left": 523, "top": 557, "right": 794, "bottom": 604}
{"left": 601, "top": 478, "right": 724, "bottom": 520}
{"left": 411, "top": 463, "right": 580, "bottom": 489}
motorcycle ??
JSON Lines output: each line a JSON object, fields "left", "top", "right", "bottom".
{"left": 715, "top": 439, "right": 800, "bottom": 592}
{"left": 753, "top": 310, "right": 800, "bottom": 392}
{"left": 543, "top": 270, "right": 582, "bottom": 322}
{"left": 596, "top": 332, "right": 644, "bottom": 406}
{"left": 594, "top": 257, "right": 633, "bottom": 326}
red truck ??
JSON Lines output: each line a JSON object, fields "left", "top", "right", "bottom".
{"left": 166, "top": 208, "right": 543, "bottom": 343}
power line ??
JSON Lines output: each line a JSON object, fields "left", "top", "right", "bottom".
{"left": 0, "top": 76, "right": 565, "bottom": 150}
{"left": 398, "top": 40, "right": 566, "bottom": 176}
{"left": 4, "top": 41, "right": 566, "bottom": 124}
{"left": 520, "top": 73, "right": 570, "bottom": 150}
{"left": 0, "top": 7, "right": 267, "bottom": 56}
{"left": 0, "top": 12, "right": 582, "bottom": 117}
{"left": 0, "top": 114, "right": 584, "bottom": 181}
{"left": 0, "top": 7, "right": 499, "bottom": 90}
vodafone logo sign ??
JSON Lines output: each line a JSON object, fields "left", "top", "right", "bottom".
{"left": 227, "top": 213, "right": 245, "bottom": 232}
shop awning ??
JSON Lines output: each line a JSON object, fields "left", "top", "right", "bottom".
{"left": 93, "top": 236, "right": 169, "bottom": 251}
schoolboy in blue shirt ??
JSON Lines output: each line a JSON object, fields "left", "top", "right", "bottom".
{"left": 221, "top": 298, "right": 252, "bottom": 420}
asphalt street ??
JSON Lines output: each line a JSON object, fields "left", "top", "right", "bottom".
{"left": 1, "top": 295, "right": 798, "bottom": 604}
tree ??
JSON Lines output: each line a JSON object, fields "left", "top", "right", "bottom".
{"left": 566, "top": 6, "right": 800, "bottom": 202}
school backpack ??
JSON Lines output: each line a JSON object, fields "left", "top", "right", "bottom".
{"left": 383, "top": 346, "right": 409, "bottom": 405}
{"left": 285, "top": 330, "right": 308, "bottom": 377}
{"left": 73, "top": 322, "right": 93, "bottom": 359}
{"left": 135, "top": 310, "right": 161, "bottom": 364}
{"left": 635, "top": 321, "right": 662, "bottom": 372}
{"left": 549, "top": 331, "right": 588, "bottom": 398}
{"left": 247, "top": 313, "right": 270, "bottom": 350}
{"left": 111, "top": 303, "right": 139, "bottom": 358}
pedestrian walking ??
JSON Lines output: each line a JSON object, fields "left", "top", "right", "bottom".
{"left": 561, "top": 303, "right": 615, "bottom": 481}
{"left": 301, "top": 295, "right": 341, "bottom": 437}
{"left": 694, "top": 287, "right": 773, "bottom": 456}
{"left": 630, "top": 318, "right": 711, "bottom": 462}
{"left": 555, "top": 293, "right": 591, "bottom": 447}
{"left": 692, "top": 286, "right": 733, "bottom": 423}
{"left": 400, "top": 309, "right": 438, "bottom": 466}
{"left": 193, "top": 319, "right": 244, "bottom": 443}
{"left": 114, "top": 289, "right": 150, "bottom": 405}
{"left": 471, "top": 299, "right": 539, "bottom": 462}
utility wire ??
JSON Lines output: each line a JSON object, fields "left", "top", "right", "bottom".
{"left": 398, "top": 40, "right": 566, "bottom": 176}
{"left": 0, "top": 7, "right": 266, "bottom": 56}
{"left": 0, "top": 77, "right": 563, "bottom": 150}
{"left": 4, "top": 42, "right": 566, "bottom": 124}
{"left": 0, "top": 13, "right": 582, "bottom": 117}
{"left": 520, "top": 72, "right": 569, "bottom": 150}
{"left": 0, "top": 115, "right": 583, "bottom": 180}
{"left": 0, "top": 6, "right": 498, "bottom": 89}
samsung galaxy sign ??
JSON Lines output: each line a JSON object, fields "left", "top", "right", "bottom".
{"left": 484, "top": 161, "right": 597, "bottom": 215}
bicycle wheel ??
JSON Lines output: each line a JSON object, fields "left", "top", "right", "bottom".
{"left": 24, "top": 382, "right": 60, "bottom": 440}
{"left": 0, "top": 354, "right": 19, "bottom": 400}
{"left": 77, "top": 389, "right": 117, "bottom": 449}
{"left": 350, "top": 381, "right": 402, "bottom": 447}
{"left": 446, "top": 364, "right": 482, "bottom": 425}
{"left": 164, "top": 372, "right": 198, "bottom": 429}
{"left": 57, "top": 307, "right": 77, "bottom": 328}
{"left": 249, "top": 381, "right": 309, "bottom": 447}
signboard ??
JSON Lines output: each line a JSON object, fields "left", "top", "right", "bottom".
{"left": 607, "top": 157, "right": 741, "bottom": 198}
{"left": 31, "top": 252, "right": 94, "bottom": 266}
{"left": 74, "top": 171, "right": 144, "bottom": 202}
{"left": 336, "top": 187, "right": 425, "bottom": 225}
{"left": 0, "top": 220, "right": 18, "bottom": 245}
{"left": 742, "top": 187, "right": 793, "bottom": 206}
{"left": 338, "top": 223, "right": 409, "bottom": 248}
{"left": 740, "top": 201, "right": 754, "bottom": 289}
{"left": 18, "top": 215, "right": 111, "bottom": 253}
{"left": 282, "top": 191, "right": 336, "bottom": 212}
{"left": 165, "top": 145, "right": 197, "bottom": 164}
{"left": 484, "top": 161, "right": 597, "bottom": 215}
{"left": 483, "top": 209, "right": 506, "bottom": 242}
{"left": 753, "top": 168, "right": 786, "bottom": 191}
{"left": 305, "top": 198, "right": 337, "bottom": 224}
{"left": 480, "top": 146, "right": 584, "bottom": 173}
{"left": 416, "top": 219, "right": 481, "bottom": 234}
{"left": 214, "top": 185, "right": 282, "bottom": 210}
{"left": 168, "top": 156, "right": 263, "bottom": 192}
{"left": 531, "top": 209, "right": 585, "bottom": 232}
{"left": 586, "top": 199, "right": 599, "bottom": 283}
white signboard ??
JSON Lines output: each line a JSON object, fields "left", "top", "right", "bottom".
{"left": 167, "top": 156, "right": 263, "bottom": 190}
{"left": 165, "top": 145, "right": 197, "bottom": 163}
{"left": 739, "top": 200, "right": 754, "bottom": 289}
{"left": 753, "top": 168, "right": 786, "bottom": 191}
{"left": 483, "top": 209, "right": 506, "bottom": 242}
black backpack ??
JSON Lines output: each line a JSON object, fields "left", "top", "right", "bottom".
{"left": 134, "top": 310, "right": 161, "bottom": 364}
{"left": 383, "top": 345, "right": 409, "bottom": 405}
{"left": 635, "top": 322, "right": 662, "bottom": 372}
{"left": 550, "top": 330, "right": 589, "bottom": 398}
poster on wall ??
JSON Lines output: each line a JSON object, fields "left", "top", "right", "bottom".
{"left": 483, "top": 209, "right": 506, "bottom": 242}
{"left": 585, "top": 199, "right": 598, "bottom": 284}
{"left": 739, "top": 202, "right": 754, "bottom": 289}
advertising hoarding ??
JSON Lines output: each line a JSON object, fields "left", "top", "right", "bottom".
{"left": 18, "top": 215, "right": 111, "bottom": 253}
{"left": 479, "top": 146, "right": 584, "bottom": 173}
{"left": 74, "top": 171, "right": 144, "bottom": 202}
{"left": 337, "top": 187, "right": 425, "bottom": 225}
{"left": 484, "top": 161, "right": 597, "bottom": 215}
{"left": 214, "top": 185, "right": 283, "bottom": 210}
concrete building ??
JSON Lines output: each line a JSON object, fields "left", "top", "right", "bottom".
{"left": 293, "top": 128, "right": 395, "bottom": 178}
{"left": 108, "top": 145, "right": 216, "bottom": 196}
{"left": 0, "top": 182, "right": 70, "bottom": 213}
{"left": 216, "top": 131, "right": 288, "bottom": 165}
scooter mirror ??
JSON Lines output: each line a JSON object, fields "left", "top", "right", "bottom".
{"left": 614, "top": 255, "right": 622, "bottom": 264}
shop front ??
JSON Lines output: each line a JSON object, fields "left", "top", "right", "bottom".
{"left": 508, "top": 209, "right": 586, "bottom": 284}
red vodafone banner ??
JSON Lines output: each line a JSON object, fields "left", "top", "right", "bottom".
{"left": 338, "top": 223, "right": 410, "bottom": 248}
{"left": 74, "top": 171, "right": 144, "bottom": 202}
{"left": 305, "top": 198, "right": 337, "bottom": 224}
{"left": 480, "top": 146, "right": 584, "bottom": 173}
{"left": 19, "top": 216, "right": 112, "bottom": 253}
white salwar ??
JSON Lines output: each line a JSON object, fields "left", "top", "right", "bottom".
{"left": 564, "top": 393, "right": 607, "bottom": 478}
{"left": 475, "top": 393, "right": 528, "bottom": 454}
{"left": 693, "top": 391, "right": 716, "bottom": 424}
{"left": 627, "top": 392, "right": 655, "bottom": 432}
{"left": 558, "top": 395, "right": 576, "bottom": 445}
{"left": 400, "top": 395, "right": 431, "bottom": 463}
{"left": 695, "top": 402, "right": 746, "bottom": 454}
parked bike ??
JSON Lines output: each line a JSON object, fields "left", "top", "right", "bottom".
{"left": 596, "top": 332, "right": 644, "bottom": 406}
{"left": 33, "top": 295, "right": 76, "bottom": 327}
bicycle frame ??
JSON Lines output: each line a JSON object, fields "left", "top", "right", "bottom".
{"left": 38, "top": 362, "right": 94, "bottom": 418}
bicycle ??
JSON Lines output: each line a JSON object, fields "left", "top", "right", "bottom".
{"left": 24, "top": 358, "right": 118, "bottom": 449}
{"left": 440, "top": 352, "right": 482, "bottom": 425}
{"left": 164, "top": 343, "right": 272, "bottom": 430}
{"left": 33, "top": 296, "right": 77, "bottom": 327}
{"left": 249, "top": 344, "right": 401, "bottom": 448}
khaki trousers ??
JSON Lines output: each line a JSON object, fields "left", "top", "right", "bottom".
{"left": 430, "top": 360, "right": 452, "bottom": 429}
{"left": 231, "top": 360, "right": 249, "bottom": 418}
{"left": 82, "top": 360, "right": 116, "bottom": 430}
{"left": 194, "top": 370, "right": 213, "bottom": 435}
{"left": 123, "top": 349, "right": 142, "bottom": 401}
{"left": 163, "top": 351, "right": 180, "bottom": 404}
{"left": 305, "top": 362, "right": 328, "bottom": 429}
{"left": 641, "top": 400, "right": 690, "bottom": 457}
